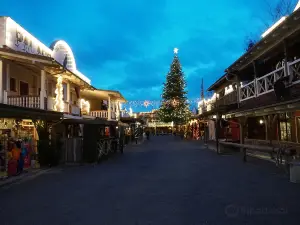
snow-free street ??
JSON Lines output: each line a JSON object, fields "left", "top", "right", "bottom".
{"left": 1, "top": 136, "right": 300, "bottom": 225}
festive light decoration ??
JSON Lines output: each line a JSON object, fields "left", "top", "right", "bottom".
{"left": 143, "top": 100, "right": 150, "bottom": 108}
{"left": 54, "top": 75, "right": 64, "bottom": 112}
{"left": 157, "top": 48, "right": 191, "bottom": 124}
{"left": 80, "top": 99, "right": 90, "bottom": 114}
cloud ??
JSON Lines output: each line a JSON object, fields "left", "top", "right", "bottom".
{"left": 0, "top": 0, "right": 283, "bottom": 112}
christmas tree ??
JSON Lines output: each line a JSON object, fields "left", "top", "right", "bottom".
{"left": 158, "top": 48, "right": 191, "bottom": 125}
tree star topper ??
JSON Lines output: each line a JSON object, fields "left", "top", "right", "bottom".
{"left": 174, "top": 48, "right": 179, "bottom": 54}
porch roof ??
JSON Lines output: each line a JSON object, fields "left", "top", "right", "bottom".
{"left": 0, "top": 103, "right": 63, "bottom": 120}
{"left": 226, "top": 8, "right": 300, "bottom": 73}
{"left": 62, "top": 118, "right": 117, "bottom": 126}
{"left": 225, "top": 98, "right": 300, "bottom": 118}
{"left": 0, "top": 47, "right": 91, "bottom": 89}
{"left": 81, "top": 88, "right": 126, "bottom": 102}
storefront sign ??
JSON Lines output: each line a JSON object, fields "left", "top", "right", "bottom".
{"left": 5, "top": 17, "right": 52, "bottom": 57}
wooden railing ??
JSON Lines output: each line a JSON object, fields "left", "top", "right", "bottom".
{"left": 7, "top": 96, "right": 40, "bottom": 109}
{"left": 90, "top": 110, "right": 108, "bottom": 118}
{"left": 216, "top": 91, "right": 237, "bottom": 106}
{"left": 90, "top": 110, "right": 117, "bottom": 120}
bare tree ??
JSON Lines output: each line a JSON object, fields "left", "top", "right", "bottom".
{"left": 263, "top": 0, "right": 298, "bottom": 27}
{"left": 244, "top": 0, "right": 298, "bottom": 52}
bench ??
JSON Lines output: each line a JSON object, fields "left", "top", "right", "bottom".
{"left": 219, "top": 141, "right": 297, "bottom": 162}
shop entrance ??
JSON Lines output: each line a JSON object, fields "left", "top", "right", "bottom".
{"left": 0, "top": 118, "right": 39, "bottom": 178}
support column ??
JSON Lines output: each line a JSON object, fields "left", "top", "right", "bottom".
{"left": 66, "top": 82, "right": 70, "bottom": 104}
{"left": 108, "top": 95, "right": 112, "bottom": 120}
{"left": 215, "top": 113, "right": 220, "bottom": 154}
{"left": 4, "top": 64, "right": 10, "bottom": 104}
{"left": 40, "top": 70, "right": 46, "bottom": 110}
{"left": 252, "top": 61, "right": 258, "bottom": 97}
{"left": 283, "top": 39, "right": 290, "bottom": 81}
{"left": 0, "top": 60, "right": 3, "bottom": 103}
{"left": 239, "top": 117, "right": 247, "bottom": 162}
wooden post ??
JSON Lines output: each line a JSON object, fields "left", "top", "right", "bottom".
{"left": 216, "top": 113, "right": 220, "bottom": 154}
{"left": 283, "top": 39, "right": 290, "bottom": 79}
{"left": 239, "top": 117, "right": 247, "bottom": 162}
{"left": 252, "top": 61, "right": 258, "bottom": 97}
{"left": 0, "top": 60, "right": 3, "bottom": 103}
{"left": 108, "top": 95, "right": 112, "bottom": 120}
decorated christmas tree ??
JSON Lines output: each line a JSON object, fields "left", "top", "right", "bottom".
{"left": 158, "top": 48, "right": 191, "bottom": 125}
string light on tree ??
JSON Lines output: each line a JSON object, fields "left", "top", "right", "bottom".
{"left": 143, "top": 100, "right": 150, "bottom": 108}
{"left": 54, "top": 75, "right": 64, "bottom": 112}
{"left": 158, "top": 48, "right": 191, "bottom": 125}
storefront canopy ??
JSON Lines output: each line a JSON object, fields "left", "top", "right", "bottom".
{"left": 0, "top": 103, "right": 63, "bottom": 120}
{"left": 62, "top": 118, "right": 118, "bottom": 126}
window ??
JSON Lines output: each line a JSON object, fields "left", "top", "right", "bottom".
{"left": 47, "top": 82, "right": 53, "bottom": 96}
{"left": 62, "top": 83, "right": 67, "bottom": 101}
{"left": 10, "top": 78, "right": 16, "bottom": 92}
{"left": 19, "top": 81, "right": 29, "bottom": 96}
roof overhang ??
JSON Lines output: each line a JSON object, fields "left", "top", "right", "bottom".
{"left": 0, "top": 103, "right": 63, "bottom": 120}
{"left": 226, "top": 98, "right": 300, "bottom": 118}
{"left": 207, "top": 73, "right": 235, "bottom": 92}
{"left": 227, "top": 8, "right": 300, "bottom": 72}
{"left": 0, "top": 47, "right": 91, "bottom": 89}
{"left": 81, "top": 88, "right": 126, "bottom": 102}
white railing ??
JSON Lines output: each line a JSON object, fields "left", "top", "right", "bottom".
{"left": 90, "top": 110, "right": 108, "bottom": 118}
{"left": 7, "top": 96, "right": 40, "bottom": 109}
{"left": 111, "top": 111, "right": 116, "bottom": 119}
{"left": 240, "top": 81, "right": 256, "bottom": 101}
{"left": 288, "top": 58, "right": 300, "bottom": 84}
{"left": 47, "top": 97, "right": 55, "bottom": 111}
{"left": 256, "top": 66, "right": 285, "bottom": 96}
{"left": 71, "top": 105, "right": 81, "bottom": 116}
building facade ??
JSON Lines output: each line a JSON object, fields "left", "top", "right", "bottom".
{"left": 199, "top": 2, "right": 300, "bottom": 154}
{"left": 0, "top": 17, "right": 126, "bottom": 178}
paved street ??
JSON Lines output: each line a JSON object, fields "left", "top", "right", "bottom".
{"left": 1, "top": 136, "right": 300, "bottom": 225}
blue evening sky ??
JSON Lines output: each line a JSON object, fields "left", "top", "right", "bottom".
{"left": 1, "top": 0, "right": 296, "bottom": 111}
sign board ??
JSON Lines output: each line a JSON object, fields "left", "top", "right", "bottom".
{"left": 5, "top": 17, "right": 52, "bottom": 57}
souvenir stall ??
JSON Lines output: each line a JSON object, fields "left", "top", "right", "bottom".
{"left": 0, "top": 118, "right": 39, "bottom": 178}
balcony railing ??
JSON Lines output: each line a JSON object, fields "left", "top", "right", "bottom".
{"left": 47, "top": 97, "right": 80, "bottom": 116}
{"left": 90, "top": 110, "right": 108, "bottom": 118}
{"left": 90, "top": 110, "right": 117, "bottom": 120}
{"left": 239, "top": 58, "right": 300, "bottom": 102}
{"left": 7, "top": 96, "right": 40, "bottom": 109}
{"left": 216, "top": 91, "right": 237, "bottom": 106}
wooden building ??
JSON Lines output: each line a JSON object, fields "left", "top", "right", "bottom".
{"left": 199, "top": 3, "right": 300, "bottom": 159}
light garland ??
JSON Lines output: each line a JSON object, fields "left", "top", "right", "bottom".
{"left": 54, "top": 75, "right": 64, "bottom": 112}
{"left": 80, "top": 98, "right": 90, "bottom": 115}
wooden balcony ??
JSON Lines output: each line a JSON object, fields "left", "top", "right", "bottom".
{"left": 47, "top": 97, "right": 81, "bottom": 116}
{"left": 215, "top": 91, "right": 237, "bottom": 107}
{"left": 90, "top": 110, "right": 117, "bottom": 120}
{"left": 7, "top": 95, "right": 41, "bottom": 109}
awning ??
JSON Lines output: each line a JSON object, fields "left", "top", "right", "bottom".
{"left": 0, "top": 47, "right": 91, "bottom": 89}
{"left": 226, "top": 98, "right": 300, "bottom": 118}
{"left": 0, "top": 103, "right": 63, "bottom": 121}
{"left": 61, "top": 118, "right": 118, "bottom": 126}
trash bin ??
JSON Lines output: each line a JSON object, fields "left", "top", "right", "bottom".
{"left": 290, "top": 161, "right": 300, "bottom": 183}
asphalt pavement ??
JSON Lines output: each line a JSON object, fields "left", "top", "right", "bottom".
{"left": 0, "top": 136, "right": 300, "bottom": 225}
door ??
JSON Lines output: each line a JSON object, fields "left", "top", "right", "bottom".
{"left": 297, "top": 117, "right": 300, "bottom": 143}
{"left": 19, "top": 81, "right": 29, "bottom": 96}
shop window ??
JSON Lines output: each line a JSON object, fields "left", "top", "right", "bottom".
{"left": 280, "top": 121, "right": 292, "bottom": 141}
{"left": 19, "top": 81, "right": 29, "bottom": 96}
{"left": 10, "top": 78, "right": 16, "bottom": 92}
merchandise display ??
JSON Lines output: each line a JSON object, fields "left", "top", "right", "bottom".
{"left": 0, "top": 119, "right": 39, "bottom": 178}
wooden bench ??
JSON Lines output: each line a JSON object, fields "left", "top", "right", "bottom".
{"left": 219, "top": 141, "right": 298, "bottom": 163}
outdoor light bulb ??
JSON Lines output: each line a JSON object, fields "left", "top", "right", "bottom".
{"left": 174, "top": 48, "right": 179, "bottom": 54}
{"left": 259, "top": 120, "right": 264, "bottom": 124}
